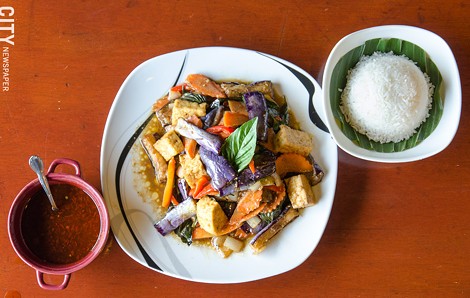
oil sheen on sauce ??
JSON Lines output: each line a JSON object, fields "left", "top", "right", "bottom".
{"left": 21, "top": 184, "right": 101, "bottom": 264}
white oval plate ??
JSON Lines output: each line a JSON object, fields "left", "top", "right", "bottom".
{"left": 100, "top": 47, "right": 338, "bottom": 283}
{"left": 322, "top": 25, "right": 461, "bottom": 163}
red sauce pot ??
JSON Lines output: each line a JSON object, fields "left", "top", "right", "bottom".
{"left": 8, "top": 158, "right": 110, "bottom": 290}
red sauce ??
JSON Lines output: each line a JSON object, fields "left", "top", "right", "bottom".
{"left": 21, "top": 184, "right": 101, "bottom": 264}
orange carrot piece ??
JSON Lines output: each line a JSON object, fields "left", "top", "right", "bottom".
{"left": 229, "top": 190, "right": 263, "bottom": 225}
{"left": 233, "top": 228, "right": 250, "bottom": 240}
{"left": 228, "top": 100, "right": 248, "bottom": 115}
{"left": 192, "top": 226, "right": 213, "bottom": 240}
{"left": 170, "top": 195, "right": 179, "bottom": 206}
{"left": 186, "top": 115, "right": 203, "bottom": 128}
{"left": 191, "top": 175, "right": 210, "bottom": 198}
{"left": 275, "top": 153, "right": 313, "bottom": 178}
{"left": 183, "top": 137, "right": 198, "bottom": 159}
{"left": 206, "top": 125, "right": 235, "bottom": 139}
{"left": 162, "top": 157, "right": 176, "bottom": 208}
{"left": 194, "top": 183, "right": 218, "bottom": 199}
{"left": 249, "top": 159, "right": 256, "bottom": 174}
{"left": 227, "top": 203, "right": 267, "bottom": 227}
{"left": 222, "top": 111, "right": 249, "bottom": 127}
{"left": 216, "top": 222, "right": 243, "bottom": 236}
{"left": 170, "top": 84, "right": 185, "bottom": 93}
{"left": 152, "top": 98, "right": 169, "bottom": 112}
{"left": 263, "top": 185, "right": 286, "bottom": 213}
{"left": 185, "top": 74, "right": 227, "bottom": 98}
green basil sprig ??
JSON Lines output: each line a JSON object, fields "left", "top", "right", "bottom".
{"left": 180, "top": 92, "right": 207, "bottom": 103}
{"left": 222, "top": 117, "right": 258, "bottom": 172}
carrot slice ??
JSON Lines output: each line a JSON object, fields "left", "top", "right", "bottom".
{"left": 152, "top": 98, "right": 169, "bottom": 112}
{"left": 233, "top": 228, "right": 250, "bottom": 240}
{"left": 249, "top": 159, "right": 256, "bottom": 174}
{"left": 222, "top": 111, "right": 249, "bottom": 127}
{"left": 194, "top": 183, "right": 218, "bottom": 199}
{"left": 191, "top": 175, "right": 210, "bottom": 198}
{"left": 162, "top": 157, "right": 176, "bottom": 208}
{"left": 170, "top": 84, "right": 185, "bottom": 93}
{"left": 263, "top": 185, "right": 286, "bottom": 213}
{"left": 228, "top": 100, "right": 248, "bottom": 115}
{"left": 170, "top": 195, "right": 179, "bottom": 206}
{"left": 229, "top": 190, "right": 263, "bottom": 225}
{"left": 206, "top": 125, "right": 235, "bottom": 139}
{"left": 227, "top": 203, "right": 267, "bottom": 227}
{"left": 192, "top": 226, "right": 213, "bottom": 240}
{"left": 186, "top": 115, "right": 203, "bottom": 128}
{"left": 216, "top": 222, "right": 243, "bottom": 236}
{"left": 275, "top": 153, "right": 313, "bottom": 178}
{"left": 183, "top": 137, "right": 198, "bottom": 159}
{"left": 186, "top": 74, "right": 227, "bottom": 98}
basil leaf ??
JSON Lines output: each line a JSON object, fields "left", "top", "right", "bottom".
{"left": 174, "top": 218, "right": 197, "bottom": 246}
{"left": 222, "top": 117, "right": 258, "bottom": 172}
{"left": 180, "top": 92, "right": 207, "bottom": 103}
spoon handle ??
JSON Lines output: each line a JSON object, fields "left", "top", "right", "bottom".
{"left": 29, "top": 156, "right": 59, "bottom": 211}
{"left": 37, "top": 171, "right": 59, "bottom": 211}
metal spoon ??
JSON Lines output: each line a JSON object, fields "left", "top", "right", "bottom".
{"left": 29, "top": 155, "right": 59, "bottom": 211}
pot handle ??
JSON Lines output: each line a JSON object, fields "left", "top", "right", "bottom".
{"left": 46, "top": 158, "right": 82, "bottom": 177}
{"left": 36, "top": 271, "right": 71, "bottom": 290}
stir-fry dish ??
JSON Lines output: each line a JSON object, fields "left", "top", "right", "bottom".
{"left": 139, "top": 74, "right": 324, "bottom": 257}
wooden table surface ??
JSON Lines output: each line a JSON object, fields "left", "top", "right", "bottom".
{"left": 1, "top": 0, "right": 468, "bottom": 297}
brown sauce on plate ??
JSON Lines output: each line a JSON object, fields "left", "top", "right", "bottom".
{"left": 21, "top": 184, "right": 101, "bottom": 264}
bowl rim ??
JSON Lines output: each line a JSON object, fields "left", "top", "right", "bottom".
{"left": 8, "top": 172, "right": 110, "bottom": 275}
{"left": 322, "top": 25, "right": 462, "bottom": 163}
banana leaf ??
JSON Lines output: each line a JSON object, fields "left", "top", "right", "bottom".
{"left": 330, "top": 38, "right": 443, "bottom": 152}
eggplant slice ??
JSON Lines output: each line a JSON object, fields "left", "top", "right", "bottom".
{"left": 140, "top": 133, "right": 168, "bottom": 183}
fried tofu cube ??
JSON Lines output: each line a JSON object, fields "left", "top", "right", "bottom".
{"left": 274, "top": 125, "right": 313, "bottom": 156}
{"left": 153, "top": 130, "right": 184, "bottom": 161}
{"left": 171, "top": 99, "right": 207, "bottom": 125}
{"left": 178, "top": 153, "right": 207, "bottom": 188}
{"left": 287, "top": 174, "right": 317, "bottom": 209}
{"left": 196, "top": 196, "right": 228, "bottom": 235}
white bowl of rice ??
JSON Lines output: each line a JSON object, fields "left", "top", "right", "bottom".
{"left": 322, "top": 25, "right": 461, "bottom": 163}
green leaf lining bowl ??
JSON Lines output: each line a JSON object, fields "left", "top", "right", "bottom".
{"left": 322, "top": 25, "right": 461, "bottom": 163}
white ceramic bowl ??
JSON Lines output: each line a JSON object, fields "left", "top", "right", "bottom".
{"left": 322, "top": 25, "right": 461, "bottom": 163}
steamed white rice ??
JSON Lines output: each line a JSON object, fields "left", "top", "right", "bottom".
{"left": 340, "top": 52, "right": 434, "bottom": 143}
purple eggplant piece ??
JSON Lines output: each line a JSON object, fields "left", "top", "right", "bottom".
{"left": 238, "top": 150, "right": 276, "bottom": 188}
{"left": 241, "top": 220, "right": 267, "bottom": 235}
{"left": 199, "top": 146, "right": 236, "bottom": 190}
{"left": 240, "top": 221, "right": 252, "bottom": 234}
{"left": 177, "top": 178, "right": 191, "bottom": 201}
{"left": 219, "top": 180, "right": 237, "bottom": 197}
{"left": 249, "top": 205, "right": 299, "bottom": 253}
{"left": 175, "top": 118, "right": 223, "bottom": 154}
{"left": 306, "top": 154, "right": 324, "bottom": 186}
{"left": 243, "top": 92, "right": 268, "bottom": 142}
{"left": 203, "top": 106, "right": 224, "bottom": 129}
{"left": 154, "top": 199, "right": 197, "bottom": 236}
{"left": 248, "top": 81, "right": 275, "bottom": 100}
{"left": 312, "top": 161, "right": 324, "bottom": 185}
{"left": 140, "top": 134, "right": 168, "bottom": 183}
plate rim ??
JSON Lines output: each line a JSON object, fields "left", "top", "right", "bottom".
{"left": 100, "top": 46, "right": 338, "bottom": 283}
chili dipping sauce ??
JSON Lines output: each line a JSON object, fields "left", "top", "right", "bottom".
{"left": 21, "top": 184, "right": 101, "bottom": 264}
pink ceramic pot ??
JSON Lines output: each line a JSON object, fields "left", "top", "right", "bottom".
{"left": 8, "top": 158, "right": 110, "bottom": 290}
